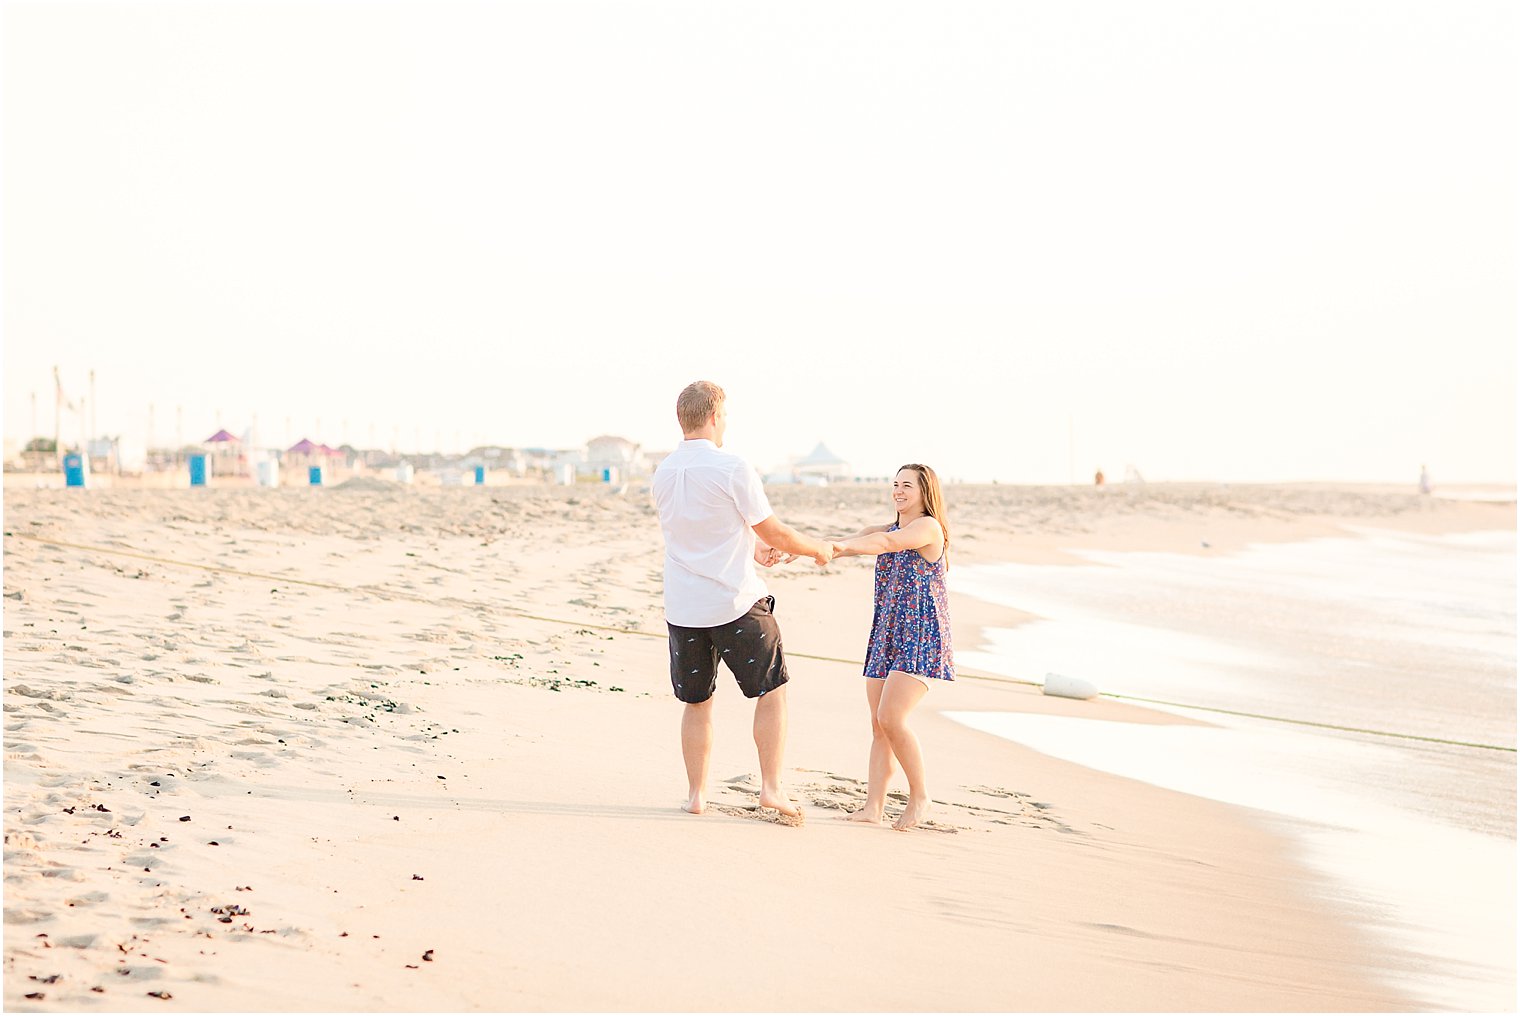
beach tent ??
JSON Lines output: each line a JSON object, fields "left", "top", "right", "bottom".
{"left": 795, "top": 442, "right": 850, "bottom": 482}
{"left": 204, "top": 429, "right": 246, "bottom": 475}
{"left": 584, "top": 434, "right": 641, "bottom": 479}
{"left": 316, "top": 444, "right": 349, "bottom": 470}
{"left": 284, "top": 438, "right": 326, "bottom": 476}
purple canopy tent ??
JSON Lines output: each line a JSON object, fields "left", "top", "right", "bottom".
{"left": 201, "top": 428, "right": 247, "bottom": 477}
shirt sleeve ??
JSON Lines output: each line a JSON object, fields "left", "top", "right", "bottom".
{"left": 730, "top": 461, "right": 774, "bottom": 527}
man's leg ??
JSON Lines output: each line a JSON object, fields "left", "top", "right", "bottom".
{"left": 681, "top": 698, "right": 714, "bottom": 814}
{"left": 753, "top": 685, "right": 800, "bottom": 817}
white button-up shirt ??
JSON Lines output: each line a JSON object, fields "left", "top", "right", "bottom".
{"left": 652, "top": 439, "right": 774, "bottom": 627}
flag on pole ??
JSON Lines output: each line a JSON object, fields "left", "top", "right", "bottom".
{"left": 54, "top": 366, "right": 75, "bottom": 412}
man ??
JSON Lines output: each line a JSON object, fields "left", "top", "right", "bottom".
{"left": 651, "top": 380, "right": 833, "bottom": 820}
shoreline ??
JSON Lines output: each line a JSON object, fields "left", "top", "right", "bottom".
{"left": 941, "top": 513, "right": 1515, "bottom": 1011}
{"left": 4, "top": 484, "right": 1511, "bottom": 1010}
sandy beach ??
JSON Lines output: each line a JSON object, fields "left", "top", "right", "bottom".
{"left": 3, "top": 480, "right": 1513, "bottom": 1012}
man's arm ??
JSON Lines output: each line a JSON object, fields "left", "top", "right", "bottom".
{"left": 752, "top": 515, "right": 833, "bottom": 566}
{"left": 753, "top": 539, "right": 783, "bottom": 568}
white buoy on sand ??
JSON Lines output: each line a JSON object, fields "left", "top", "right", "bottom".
{"left": 1043, "top": 672, "right": 1099, "bottom": 700}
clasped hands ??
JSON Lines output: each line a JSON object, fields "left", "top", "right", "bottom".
{"left": 754, "top": 540, "right": 849, "bottom": 569}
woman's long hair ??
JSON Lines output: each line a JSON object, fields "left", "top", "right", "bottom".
{"left": 895, "top": 462, "right": 949, "bottom": 567}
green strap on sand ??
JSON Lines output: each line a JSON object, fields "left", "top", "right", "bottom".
{"left": 11, "top": 532, "right": 1515, "bottom": 755}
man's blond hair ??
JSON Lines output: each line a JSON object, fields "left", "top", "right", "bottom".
{"left": 676, "top": 381, "right": 725, "bottom": 433}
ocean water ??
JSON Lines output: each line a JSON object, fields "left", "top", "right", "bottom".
{"left": 948, "top": 526, "right": 1516, "bottom": 1011}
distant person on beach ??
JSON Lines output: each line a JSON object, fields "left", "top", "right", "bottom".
{"left": 1094, "top": 469, "right": 1105, "bottom": 486}
{"left": 830, "top": 463, "right": 954, "bottom": 831}
{"left": 1419, "top": 465, "right": 1432, "bottom": 495}
{"left": 652, "top": 380, "right": 834, "bottom": 822}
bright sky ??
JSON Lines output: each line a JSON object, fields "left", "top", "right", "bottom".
{"left": 4, "top": 1, "right": 1515, "bottom": 483}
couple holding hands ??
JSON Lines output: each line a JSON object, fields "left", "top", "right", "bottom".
{"left": 652, "top": 381, "right": 953, "bottom": 831}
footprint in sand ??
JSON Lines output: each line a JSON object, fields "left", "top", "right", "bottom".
{"left": 712, "top": 775, "right": 805, "bottom": 827}
{"left": 38, "top": 866, "right": 87, "bottom": 882}
{"left": 65, "top": 890, "right": 111, "bottom": 907}
{"left": 52, "top": 932, "right": 100, "bottom": 949}
{"left": 709, "top": 803, "right": 805, "bottom": 827}
{"left": 8, "top": 685, "right": 73, "bottom": 702}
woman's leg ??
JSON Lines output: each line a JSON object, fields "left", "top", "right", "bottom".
{"left": 877, "top": 671, "right": 931, "bottom": 830}
{"left": 848, "top": 678, "right": 894, "bottom": 823}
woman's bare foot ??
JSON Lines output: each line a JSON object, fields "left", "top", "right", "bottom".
{"left": 892, "top": 796, "right": 931, "bottom": 831}
{"left": 847, "top": 806, "right": 884, "bottom": 824}
{"left": 758, "top": 786, "right": 801, "bottom": 818}
{"left": 683, "top": 793, "right": 705, "bottom": 815}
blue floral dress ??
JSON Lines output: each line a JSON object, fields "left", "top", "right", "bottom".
{"left": 863, "top": 524, "right": 954, "bottom": 682}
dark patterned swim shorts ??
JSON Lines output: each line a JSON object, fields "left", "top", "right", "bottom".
{"left": 666, "top": 596, "right": 788, "bottom": 703}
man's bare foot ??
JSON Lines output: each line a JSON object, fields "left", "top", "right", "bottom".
{"left": 892, "top": 796, "right": 931, "bottom": 831}
{"left": 847, "top": 807, "right": 884, "bottom": 824}
{"left": 683, "top": 793, "right": 705, "bottom": 815}
{"left": 758, "top": 787, "right": 801, "bottom": 818}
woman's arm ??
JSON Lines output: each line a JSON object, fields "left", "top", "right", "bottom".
{"left": 833, "top": 516, "right": 943, "bottom": 558}
{"left": 808, "top": 523, "right": 890, "bottom": 564}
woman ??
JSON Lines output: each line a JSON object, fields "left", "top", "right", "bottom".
{"left": 831, "top": 463, "right": 953, "bottom": 831}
